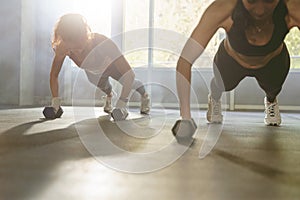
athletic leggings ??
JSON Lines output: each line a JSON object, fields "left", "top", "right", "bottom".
{"left": 210, "top": 40, "right": 290, "bottom": 103}
{"left": 85, "top": 64, "right": 146, "bottom": 96}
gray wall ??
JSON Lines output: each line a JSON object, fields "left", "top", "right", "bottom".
{"left": 0, "top": 0, "right": 21, "bottom": 105}
{"left": 0, "top": 0, "right": 67, "bottom": 106}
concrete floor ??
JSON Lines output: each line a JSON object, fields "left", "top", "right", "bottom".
{"left": 0, "top": 106, "right": 299, "bottom": 200}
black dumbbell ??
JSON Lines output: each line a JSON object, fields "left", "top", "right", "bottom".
{"left": 43, "top": 107, "right": 64, "bottom": 119}
{"left": 172, "top": 118, "right": 197, "bottom": 145}
{"left": 111, "top": 107, "right": 129, "bottom": 121}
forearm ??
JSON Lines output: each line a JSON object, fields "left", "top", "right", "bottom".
{"left": 176, "top": 57, "right": 192, "bottom": 119}
{"left": 49, "top": 75, "right": 62, "bottom": 110}
{"left": 50, "top": 75, "right": 59, "bottom": 98}
{"left": 50, "top": 54, "right": 64, "bottom": 98}
{"left": 177, "top": 37, "right": 205, "bottom": 119}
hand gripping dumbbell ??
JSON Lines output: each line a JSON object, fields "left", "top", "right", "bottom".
{"left": 43, "top": 97, "right": 64, "bottom": 119}
{"left": 172, "top": 118, "right": 197, "bottom": 145}
{"left": 111, "top": 107, "right": 129, "bottom": 121}
{"left": 43, "top": 106, "right": 64, "bottom": 119}
{"left": 111, "top": 99, "right": 129, "bottom": 121}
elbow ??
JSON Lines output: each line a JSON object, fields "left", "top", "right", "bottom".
{"left": 176, "top": 57, "right": 184, "bottom": 70}
{"left": 50, "top": 69, "right": 59, "bottom": 79}
{"left": 176, "top": 57, "right": 191, "bottom": 72}
{"left": 50, "top": 71, "right": 58, "bottom": 83}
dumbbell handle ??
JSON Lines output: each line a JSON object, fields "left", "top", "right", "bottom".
{"left": 178, "top": 118, "right": 197, "bottom": 129}
{"left": 51, "top": 97, "right": 61, "bottom": 111}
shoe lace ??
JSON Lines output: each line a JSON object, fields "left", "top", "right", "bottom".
{"left": 102, "top": 95, "right": 112, "bottom": 106}
{"left": 141, "top": 96, "right": 149, "bottom": 108}
{"left": 212, "top": 100, "right": 221, "bottom": 115}
{"left": 267, "top": 103, "right": 276, "bottom": 117}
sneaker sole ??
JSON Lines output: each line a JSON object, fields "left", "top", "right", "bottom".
{"left": 264, "top": 119, "right": 281, "bottom": 126}
{"left": 265, "top": 122, "right": 280, "bottom": 126}
{"left": 140, "top": 110, "right": 150, "bottom": 115}
{"left": 206, "top": 115, "right": 223, "bottom": 124}
{"left": 104, "top": 109, "right": 112, "bottom": 114}
{"left": 207, "top": 120, "right": 223, "bottom": 124}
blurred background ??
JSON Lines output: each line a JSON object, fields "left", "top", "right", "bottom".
{"left": 1, "top": 0, "right": 300, "bottom": 110}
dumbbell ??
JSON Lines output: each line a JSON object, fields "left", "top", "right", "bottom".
{"left": 172, "top": 118, "right": 197, "bottom": 145}
{"left": 111, "top": 107, "right": 129, "bottom": 121}
{"left": 43, "top": 107, "right": 64, "bottom": 119}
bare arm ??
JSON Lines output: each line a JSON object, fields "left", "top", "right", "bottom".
{"left": 286, "top": 0, "right": 300, "bottom": 29}
{"left": 176, "top": 0, "right": 236, "bottom": 119}
{"left": 50, "top": 56, "right": 64, "bottom": 97}
{"left": 50, "top": 42, "right": 67, "bottom": 98}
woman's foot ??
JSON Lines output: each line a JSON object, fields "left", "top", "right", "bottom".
{"left": 103, "top": 93, "right": 113, "bottom": 113}
{"left": 264, "top": 97, "right": 281, "bottom": 126}
{"left": 206, "top": 94, "right": 223, "bottom": 123}
{"left": 140, "top": 93, "right": 150, "bottom": 114}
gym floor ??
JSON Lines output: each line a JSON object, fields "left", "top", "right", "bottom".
{"left": 0, "top": 107, "right": 299, "bottom": 200}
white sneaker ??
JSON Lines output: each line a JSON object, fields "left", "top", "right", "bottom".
{"left": 103, "top": 95, "right": 113, "bottom": 113}
{"left": 264, "top": 97, "right": 281, "bottom": 126}
{"left": 206, "top": 94, "right": 223, "bottom": 123}
{"left": 140, "top": 93, "right": 150, "bottom": 114}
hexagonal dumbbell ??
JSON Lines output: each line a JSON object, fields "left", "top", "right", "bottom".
{"left": 172, "top": 118, "right": 197, "bottom": 145}
{"left": 111, "top": 107, "right": 129, "bottom": 121}
{"left": 43, "top": 107, "right": 64, "bottom": 119}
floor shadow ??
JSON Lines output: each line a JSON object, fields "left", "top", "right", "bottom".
{"left": 211, "top": 125, "right": 300, "bottom": 188}
{"left": 0, "top": 119, "right": 79, "bottom": 155}
{"left": 213, "top": 149, "right": 300, "bottom": 187}
{"left": 74, "top": 115, "right": 147, "bottom": 156}
{"left": 0, "top": 116, "right": 149, "bottom": 200}
{"left": 0, "top": 118, "right": 88, "bottom": 200}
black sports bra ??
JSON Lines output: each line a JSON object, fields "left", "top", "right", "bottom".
{"left": 227, "top": 0, "right": 289, "bottom": 56}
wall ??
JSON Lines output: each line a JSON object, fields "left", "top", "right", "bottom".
{"left": 0, "top": 0, "right": 21, "bottom": 105}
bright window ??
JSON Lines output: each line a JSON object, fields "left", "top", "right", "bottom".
{"left": 71, "top": 0, "right": 111, "bottom": 36}
{"left": 124, "top": 0, "right": 300, "bottom": 69}
{"left": 124, "top": 0, "right": 150, "bottom": 68}
{"left": 285, "top": 27, "right": 300, "bottom": 69}
{"left": 153, "top": 0, "right": 224, "bottom": 68}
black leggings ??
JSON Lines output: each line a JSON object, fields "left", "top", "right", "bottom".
{"left": 85, "top": 65, "right": 146, "bottom": 96}
{"left": 210, "top": 40, "right": 290, "bottom": 103}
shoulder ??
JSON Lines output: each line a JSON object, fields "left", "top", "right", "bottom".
{"left": 200, "top": 0, "right": 237, "bottom": 29}
{"left": 90, "top": 33, "right": 109, "bottom": 44}
{"left": 285, "top": 0, "right": 300, "bottom": 13}
{"left": 285, "top": 0, "right": 300, "bottom": 7}
{"left": 203, "top": 0, "right": 238, "bottom": 23}
{"left": 90, "top": 33, "right": 118, "bottom": 49}
{"left": 206, "top": 0, "right": 237, "bottom": 15}
{"left": 209, "top": 0, "right": 238, "bottom": 9}
{"left": 89, "top": 33, "right": 121, "bottom": 56}
{"left": 285, "top": 0, "right": 300, "bottom": 28}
